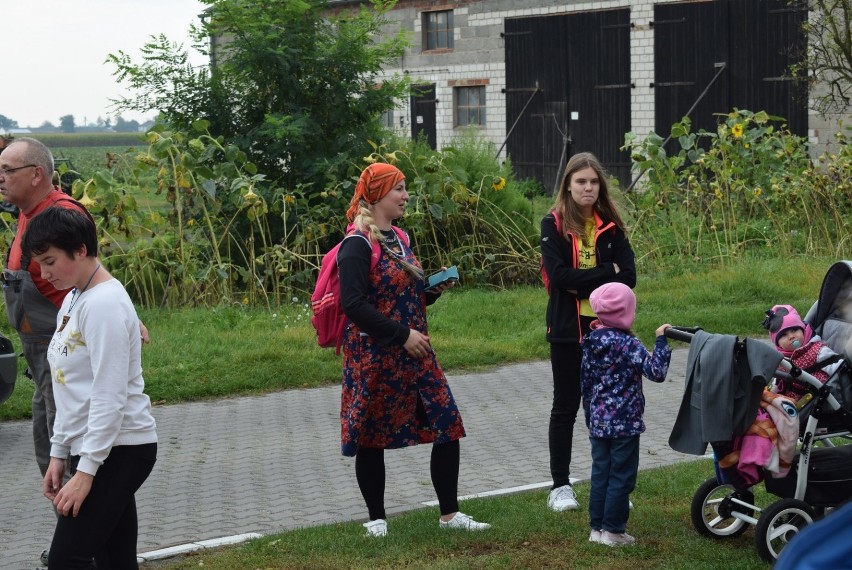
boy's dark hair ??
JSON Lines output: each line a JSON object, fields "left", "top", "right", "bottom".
{"left": 21, "top": 206, "right": 98, "bottom": 260}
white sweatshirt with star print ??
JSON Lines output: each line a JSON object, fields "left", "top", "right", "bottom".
{"left": 46, "top": 278, "right": 157, "bottom": 476}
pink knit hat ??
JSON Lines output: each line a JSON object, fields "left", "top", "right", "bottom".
{"left": 762, "top": 304, "right": 813, "bottom": 351}
{"left": 589, "top": 282, "right": 636, "bottom": 331}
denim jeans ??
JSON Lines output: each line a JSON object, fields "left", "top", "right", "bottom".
{"left": 589, "top": 435, "right": 639, "bottom": 533}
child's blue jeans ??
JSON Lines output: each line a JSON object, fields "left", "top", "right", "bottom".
{"left": 589, "top": 435, "right": 639, "bottom": 533}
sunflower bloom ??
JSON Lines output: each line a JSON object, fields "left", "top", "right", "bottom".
{"left": 78, "top": 190, "right": 96, "bottom": 208}
{"left": 732, "top": 124, "right": 744, "bottom": 139}
{"left": 492, "top": 177, "right": 506, "bottom": 191}
{"left": 243, "top": 188, "right": 261, "bottom": 205}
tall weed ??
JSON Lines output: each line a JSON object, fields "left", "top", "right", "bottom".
{"left": 623, "top": 109, "right": 851, "bottom": 266}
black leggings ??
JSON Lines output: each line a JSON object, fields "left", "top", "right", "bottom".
{"left": 548, "top": 315, "right": 594, "bottom": 489}
{"left": 356, "top": 439, "right": 460, "bottom": 520}
{"left": 49, "top": 443, "right": 157, "bottom": 569}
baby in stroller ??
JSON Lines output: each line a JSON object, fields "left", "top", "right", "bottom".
{"left": 675, "top": 260, "right": 852, "bottom": 563}
{"left": 762, "top": 304, "right": 843, "bottom": 405}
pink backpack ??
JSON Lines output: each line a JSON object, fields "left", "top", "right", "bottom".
{"left": 311, "top": 226, "right": 409, "bottom": 353}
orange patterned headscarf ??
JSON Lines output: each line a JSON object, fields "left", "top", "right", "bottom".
{"left": 346, "top": 163, "right": 406, "bottom": 222}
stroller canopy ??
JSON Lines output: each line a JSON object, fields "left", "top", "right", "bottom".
{"left": 805, "top": 260, "right": 852, "bottom": 358}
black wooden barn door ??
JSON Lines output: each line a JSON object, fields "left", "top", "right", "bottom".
{"left": 411, "top": 84, "right": 437, "bottom": 149}
{"left": 727, "top": 0, "right": 807, "bottom": 134}
{"left": 565, "top": 9, "right": 632, "bottom": 187}
{"left": 505, "top": 9, "right": 631, "bottom": 193}
{"left": 653, "top": 2, "right": 729, "bottom": 153}
{"left": 654, "top": 0, "right": 806, "bottom": 144}
{"left": 504, "top": 15, "right": 569, "bottom": 193}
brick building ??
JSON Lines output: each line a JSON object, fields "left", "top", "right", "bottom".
{"left": 331, "top": 0, "right": 848, "bottom": 191}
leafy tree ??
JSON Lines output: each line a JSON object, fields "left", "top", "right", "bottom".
{"left": 0, "top": 114, "right": 18, "bottom": 129}
{"left": 114, "top": 116, "right": 141, "bottom": 132}
{"left": 40, "top": 121, "right": 55, "bottom": 129}
{"left": 108, "top": 0, "right": 409, "bottom": 194}
{"left": 795, "top": 0, "right": 852, "bottom": 115}
{"left": 59, "top": 114, "right": 76, "bottom": 133}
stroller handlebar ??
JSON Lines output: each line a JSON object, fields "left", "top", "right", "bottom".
{"left": 662, "top": 326, "right": 842, "bottom": 412}
{"left": 664, "top": 326, "right": 702, "bottom": 343}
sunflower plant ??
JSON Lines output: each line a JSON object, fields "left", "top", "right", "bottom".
{"left": 623, "top": 109, "right": 849, "bottom": 266}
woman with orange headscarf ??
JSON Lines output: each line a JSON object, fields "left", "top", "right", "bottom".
{"left": 337, "top": 163, "right": 490, "bottom": 537}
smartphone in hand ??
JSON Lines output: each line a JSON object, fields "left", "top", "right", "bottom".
{"left": 425, "top": 266, "right": 459, "bottom": 292}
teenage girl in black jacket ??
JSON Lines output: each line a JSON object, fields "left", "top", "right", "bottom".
{"left": 540, "top": 152, "right": 636, "bottom": 512}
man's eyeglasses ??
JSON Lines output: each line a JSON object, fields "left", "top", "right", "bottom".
{"left": 0, "top": 164, "right": 37, "bottom": 177}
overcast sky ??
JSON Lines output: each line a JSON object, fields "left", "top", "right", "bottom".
{"left": 1, "top": 0, "right": 208, "bottom": 128}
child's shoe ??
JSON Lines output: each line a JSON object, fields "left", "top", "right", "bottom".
{"left": 589, "top": 529, "right": 602, "bottom": 543}
{"left": 600, "top": 530, "right": 636, "bottom": 547}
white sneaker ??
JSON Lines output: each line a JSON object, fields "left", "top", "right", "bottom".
{"left": 363, "top": 519, "right": 387, "bottom": 537}
{"left": 589, "top": 529, "right": 602, "bottom": 543}
{"left": 629, "top": 499, "right": 634, "bottom": 510}
{"left": 547, "top": 484, "right": 579, "bottom": 511}
{"left": 600, "top": 530, "right": 636, "bottom": 547}
{"left": 439, "top": 512, "right": 491, "bottom": 531}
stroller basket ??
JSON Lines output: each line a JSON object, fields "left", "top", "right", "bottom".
{"left": 764, "top": 445, "right": 852, "bottom": 506}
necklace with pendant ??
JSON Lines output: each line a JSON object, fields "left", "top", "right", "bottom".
{"left": 58, "top": 263, "right": 101, "bottom": 333}
{"left": 381, "top": 229, "right": 400, "bottom": 252}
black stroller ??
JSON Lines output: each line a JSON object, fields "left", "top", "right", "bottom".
{"left": 0, "top": 332, "right": 16, "bottom": 405}
{"left": 666, "top": 260, "right": 852, "bottom": 563}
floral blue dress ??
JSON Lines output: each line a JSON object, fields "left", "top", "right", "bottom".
{"left": 340, "top": 238, "right": 465, "bottom": 457}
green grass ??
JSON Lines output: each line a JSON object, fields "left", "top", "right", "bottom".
{"left": 1, "top": 255, "right": 837, "bottom": 567}
{"left": 0, "top": 255, "right": 833, "bottom": 419}
{"left": 142, "top": 458, "right": 773, "bottom": 569}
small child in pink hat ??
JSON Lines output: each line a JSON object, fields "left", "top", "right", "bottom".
{"left": 762, "top": 304, "right": 842, "bottom": 402}
{"left": 581, "top": 282, "right": 673, "bottom": 547}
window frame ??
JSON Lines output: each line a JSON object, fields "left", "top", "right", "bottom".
{"left": 423, "top": 10, "right": 454, "bottom": 51}
{"left": 455, "top": 85, "right": 486, "bottom": 127}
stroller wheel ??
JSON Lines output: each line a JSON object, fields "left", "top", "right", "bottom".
{"left": 691, "top": 477, "right": 754, "bottom": 538}
{"left": 755, "top": 498, "right": 815, "bottom": 563}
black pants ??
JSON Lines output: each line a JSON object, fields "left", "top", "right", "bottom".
{"left": 548, "top": 318, "right": 592, "bottom": 489}
{"left": 356, "top": 439, "right": 460, "bottom": 520}
{"left": 49, "top": 443, "right": 157, "bottom": 570}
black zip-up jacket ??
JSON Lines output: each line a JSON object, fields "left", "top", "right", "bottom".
{"left": 541, "top": 211, "right": 636, "bottom": 344}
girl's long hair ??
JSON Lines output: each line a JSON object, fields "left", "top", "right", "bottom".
{"left": 551, "top": 152, "right": 627, "bottom": 245}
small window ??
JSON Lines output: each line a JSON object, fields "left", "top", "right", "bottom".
{"left": 455, "top": 86, "right": 486, "bottom": 127}
{"left": 380, "top": 109, "right": 395, "bottom": 129}
{"left": 424, "top": 10, "right": 454, "bottom": 51}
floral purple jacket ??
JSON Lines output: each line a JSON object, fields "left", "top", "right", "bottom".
{"left": 581, "top": 328, "right": 672, "bottom": 439}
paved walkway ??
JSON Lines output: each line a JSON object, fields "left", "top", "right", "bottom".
{"left": 0, "top": 349, "right": 700, "bottom": 569}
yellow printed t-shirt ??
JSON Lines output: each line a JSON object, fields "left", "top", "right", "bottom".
{"left": 578, "top": 218, "right": 597, "bottom": 317}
